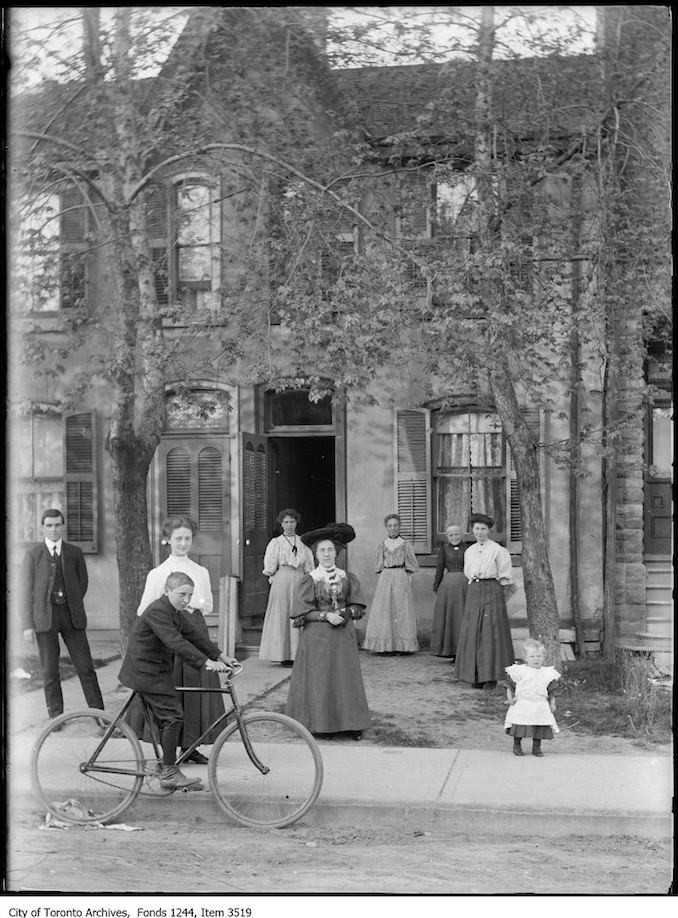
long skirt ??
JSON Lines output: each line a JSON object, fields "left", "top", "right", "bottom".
{"left": 454, "top": 580, "right": 515, "bottom": 684}
{"left": 259, "top": 566, "right": 305, "bottom": 662}
{"left": 174, "top": 657, "right": 226, "bottom": 747}
{"left": 429, "top": 572, "right": 468, "bottom": 657}
{"left": 285, "top": 620, "right": 371, "bottom": 734}
{"left": 362, "top": 568, "right": 419, "bottom": 653}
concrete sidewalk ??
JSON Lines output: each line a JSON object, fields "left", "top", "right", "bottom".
{"left": 8, "top": 641, "right": 674, "bottom": 839}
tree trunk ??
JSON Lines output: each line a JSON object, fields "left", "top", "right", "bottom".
{"left": 490, "top": 358, "right": 561, "bottom": 666}
{"left": 107, "top": 438, "right": 154, "bottom": 654}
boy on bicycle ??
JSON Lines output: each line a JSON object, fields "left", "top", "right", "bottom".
{"left": 118, "top": 571, "right": 236, "bottom": 790}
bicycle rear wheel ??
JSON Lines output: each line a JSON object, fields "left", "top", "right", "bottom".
{"left": 31, "top": 710, "right": 144, "bottom": 825}
{"left": 208, "top": 712, "right": 323, "bottom": 828}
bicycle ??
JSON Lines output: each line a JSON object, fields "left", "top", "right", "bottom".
{"left": 30, "top": 661, "right": 323, "bottom": 829}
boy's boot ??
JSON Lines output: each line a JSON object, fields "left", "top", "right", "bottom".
{"left": 160, "top": 764, "right": 204, "bottom": 791}
{"left": 512, "top": 737, "right": 523, "bottom": 756}
{"left": 532, "top": 739, "right": 543, "bottom": 757}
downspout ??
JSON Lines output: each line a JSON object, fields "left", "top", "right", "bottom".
{"left": 602, "top": 312, "right": 619, "bottom": 661}
{"left": 569, "top": 175, "right": 584, "bottom": 656}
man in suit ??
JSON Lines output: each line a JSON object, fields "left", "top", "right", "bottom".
{"left": 22, "top": 508, "right": 104, "bottom": 721}
{"left": 119, "top": 570, "right": 235, "bottom": 790}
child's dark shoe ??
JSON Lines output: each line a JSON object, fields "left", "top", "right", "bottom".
{"left": 531, "top": 742, "right": 543, "bottom": 757}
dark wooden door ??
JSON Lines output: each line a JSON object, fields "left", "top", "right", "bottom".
{"left": 240, "top": 433, "right": 271, "bottom": 639}
{"left": 644, "top": 480, "right": 672, "bottom": 555}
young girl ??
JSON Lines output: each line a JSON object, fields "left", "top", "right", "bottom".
{"left": 504, "top": 638, "right": 560, "bottom": 757}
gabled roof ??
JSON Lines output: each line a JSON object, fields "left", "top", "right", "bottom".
{"left": 333, "top": 53, "right": 604, "bottom": 143}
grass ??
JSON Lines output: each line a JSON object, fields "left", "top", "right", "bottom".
{"left": 558, "top": 651, "right": 673, "bottom": 745}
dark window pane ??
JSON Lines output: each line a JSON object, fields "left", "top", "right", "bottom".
{"left": 267, "top": 390, "right": 332, "bottom": 427}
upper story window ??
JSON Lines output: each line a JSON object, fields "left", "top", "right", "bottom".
{"left": 17, "top": 189, "right": 89, "bottom": 313}
{"left": 146, "top": 175, "right": 221, "bottom": 314}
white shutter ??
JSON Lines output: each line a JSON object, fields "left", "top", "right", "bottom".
{"left": 395, "top": 408, "right": 431, "bottom": 553}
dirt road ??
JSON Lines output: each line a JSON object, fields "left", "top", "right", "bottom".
{"left": 7, "top": 813, "right": 672, "bottom": 895}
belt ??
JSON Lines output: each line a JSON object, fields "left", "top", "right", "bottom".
{"left": 469, "top": 577, "right": 495, "bottom": 583}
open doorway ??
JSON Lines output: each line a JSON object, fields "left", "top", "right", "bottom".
{"left": 270, "top": 436, "right": 335, "bottom": 537}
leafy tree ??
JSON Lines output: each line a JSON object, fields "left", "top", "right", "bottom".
{"left": 247, "top": 6, "right": 670, "bottom": 663}
{"left": 11, "top": 6, "right": 669, "bottom": 666}
{"left": 10, "top": 6, "right": 348, "bottom": 650}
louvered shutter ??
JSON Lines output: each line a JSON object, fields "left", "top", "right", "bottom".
{"left": 198, "top": 447, "right": 223, "bottom": 530}
{"left": 64, "top": 410, "right": 98, "bottom": 552}
{"left": 395, "top": 408, "right": 431, "bottom": 553}
{"left": 506, "top": 407, "right": 542, "bottom": 553}
{"left": 146, "top": 185, "right": 170, "bottom": 304}
{"left": 166, "top": 447, "right": 192, "bottom": 516}
{"left": 60, "top": 187, "right": 87, "bottom": 309}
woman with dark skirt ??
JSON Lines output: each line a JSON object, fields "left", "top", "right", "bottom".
{"left": 430, "top": 523, "right": 467, "bottom": 660}
{"left": 455, "top": 513, "right": 516, "bottom": 689}
{"left": 130, "top": 515, "right": 224, "bottom": 764}
{"left": 285, "top": 523, "right": 371, "bottom": 740}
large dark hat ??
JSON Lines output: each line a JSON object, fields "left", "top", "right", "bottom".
{"left": 469, "top": 513, "right": 494, "bottom": 529}
{"left": 300, "top": 522, "right": 356, "bottom": 547}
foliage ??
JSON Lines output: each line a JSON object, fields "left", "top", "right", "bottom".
{"left": 559, "top": 652, "right": 672, "bottom": 744}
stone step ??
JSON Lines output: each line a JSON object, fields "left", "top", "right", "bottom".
{"left": 645, "top": 618, "right": 673, "bottom": 638}
{"left": 645, "top": 584, "right": 673, "bottom": 601}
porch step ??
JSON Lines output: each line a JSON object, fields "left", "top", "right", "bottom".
{"left": 646, "top": 584, "right": 673, "bottom": 602}
{"left": 625, "top": 632, "right": 673, "bottom": 652}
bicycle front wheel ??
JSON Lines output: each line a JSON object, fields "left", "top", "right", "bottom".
{"left": 31, "top": 710, "right": 144, "bottom": 825}
{"left": 208, "top": 712, "right": 323, "bottom": 828}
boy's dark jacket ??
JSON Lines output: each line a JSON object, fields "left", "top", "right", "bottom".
{"left": 118, "top": 595, "right": 221, "bottom": 694}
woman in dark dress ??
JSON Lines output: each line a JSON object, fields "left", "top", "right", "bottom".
{"left": 129, "top": 515, "right": 224, "bottom": 764}
{"left": 430, "top": 523, "right": 467, "bottom": 660}
{"left": 455, "top": 513, "right": 517, "bottom": 689}
{"left": 285, "top": 523, "right": 371, "bottom": 740}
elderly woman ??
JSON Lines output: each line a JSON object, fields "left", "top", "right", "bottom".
{"left": 455, "top": 513, "right": 516, "bottom": 689}
{"left": 285, "top": 523, "right": 371, "bottom": 740}
{"left": 430, "top": 523, "right": 468, "bottom": 660}
{"left": 362, "top": 513, "right": 419, "bottom": 654}
{"left": 259, "top": 508, "right": 315, "bottom": 666}
{"left": 133, "top": 514, "right": 223, "bottom": 764}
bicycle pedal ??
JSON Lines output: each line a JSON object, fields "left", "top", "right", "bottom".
{"left": 181, "top": 782, "right": 204, "bottom": 793}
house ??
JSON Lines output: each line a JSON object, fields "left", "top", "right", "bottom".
{"left": 9, "top": 6, "right": 672, "bottom": 671}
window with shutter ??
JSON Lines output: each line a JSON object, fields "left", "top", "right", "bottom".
{"left": 506, "top": 407, "right": 542, "bottom": 553}
{"left": 395, "top": 408, "right": 431, "bottom": 553}
{"left": 166, "top": 447, "right": 192, "bottom": 516}
{"left": 198, "top": 447, "right": 223, "bottom": 531}
{"left": 64, "top": 410, "right": 98, "bottom": 552}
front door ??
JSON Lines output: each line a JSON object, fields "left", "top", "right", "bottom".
{"left": 239, "top": 433, "right": 337, "bottom": 645}
{"left": 644, "top": 403, "right": 673, "bottom": 556}
{"left": 157, "top": 435, "right": 230, "bottom": 612}
{"left": 240, "top": 433, "right": 272, "bottom": 640}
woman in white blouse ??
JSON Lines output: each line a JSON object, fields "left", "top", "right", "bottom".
{"left": 259, "top": 509, "right": 315, "bottom": 665}
{"left": 135, "top": 515, "right": 223, "bottom": 764}
{"left": 454, "top": 513, "right": 516, "bottom": 689}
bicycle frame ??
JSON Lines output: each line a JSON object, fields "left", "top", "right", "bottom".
{"left": 82, "top": 669, "right": 270, "bottom": 779}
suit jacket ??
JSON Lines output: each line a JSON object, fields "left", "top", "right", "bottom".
{"left": 118, "top": 595, "right": 222, "bottom": 695}
{"left": 22, "top": 540, "right": 89, "bottom": 632}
